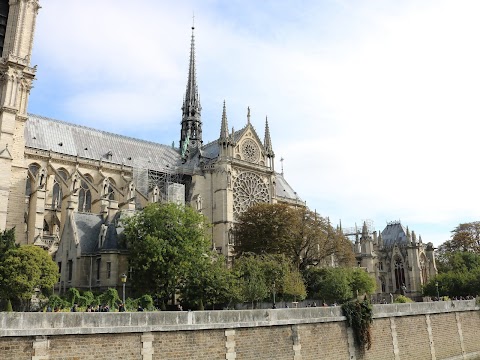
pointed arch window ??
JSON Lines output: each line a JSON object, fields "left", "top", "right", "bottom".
{"left": 107, "top": 178, "right": 116, "bottom": 200}
{"left": 380, "top": 276, "right": 386, "bottom": 293}
{"left": 52, "top": 170, "right": 67, "bottom": 210}
{"left": 394, "top": 256, "right": 406, "bottom": 291}
{"left": 78, "top": 179, "right": 92, "bottom": 212}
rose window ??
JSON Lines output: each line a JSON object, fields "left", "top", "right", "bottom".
{"left": 233, "top": 172, "right": 269, "bottom": 217}
{"left": 241, "top": 139, "right": 260, "bottom": 163}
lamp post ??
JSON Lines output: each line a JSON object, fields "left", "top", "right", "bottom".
{"left": 272, "top": 281, "right": 276, "bottom": 309}
{"left": 435, "top": 281, "right": 440, "bottom": 300}
{"left": 121, "top": 273, "right": 127, "bottom": 305}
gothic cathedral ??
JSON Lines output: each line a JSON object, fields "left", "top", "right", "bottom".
{"left": 0, "top": 2, "right": 435, "bottom": 297}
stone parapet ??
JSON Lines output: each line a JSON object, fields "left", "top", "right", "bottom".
{"left": 0, "top": 300, "right": 477, "bottom": 338}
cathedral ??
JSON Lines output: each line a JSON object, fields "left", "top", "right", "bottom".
{"left": 0, "top": 1, "right": 435, "bottom": 297}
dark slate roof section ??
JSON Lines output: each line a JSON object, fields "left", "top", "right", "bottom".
{"left": 381, "top": 222, "right": 408, "bottom": 248}
{"left": 276, "top": 173, "right": 302, "bottom": 203}
{"left": 25, "top": 114, "right": 182, "bottom": 172}
{"left": 201, "top": 140, "right": 220, "bottom": 159}
{"left": 102, "top": 213, "right": 127, "bottom": 251}
{"left": 73, "top": 212, "right": 103, "bottom": 254}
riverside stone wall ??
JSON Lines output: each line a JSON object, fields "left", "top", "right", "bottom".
{"left": 0, "top": 300, "right": 479, "bottom": 360}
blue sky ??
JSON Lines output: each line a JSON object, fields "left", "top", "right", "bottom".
{"left": 28, "top": 0, "right": 480, "bottom": 246}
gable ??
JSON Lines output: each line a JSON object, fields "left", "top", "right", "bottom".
{"left": 233, "top": 125, "right": 266, "bottom": 166}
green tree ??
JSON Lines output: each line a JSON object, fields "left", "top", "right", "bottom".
{"left": 0, "top": 245, "right": 58, "bottom": 310}
{"left": 439, "top": 221, "right": 480, "bottom": 254}
{"left": 181, "top": 254, "right": 240, "bottom": 309}
{"left": 283, "top": 270, "right": 307, "bottom": 302}
{"left": 123, "top": 202, "right": 211, "bottom": 305}
{"left": 234, "top": 204, "right": 354, "bottom": 271}
{"left": 234, "top": 255, "right": 269, "bottom": 308}
{"left": 0, "top": 228, "right": 17, "bottom": 261}
{"left": 99, "top": 288, "right": 120, "bottom": 309}
{"left": 350, "top": 268, "right": 376, "bottom": 297}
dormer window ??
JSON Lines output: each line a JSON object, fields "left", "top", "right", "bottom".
{"left": 106, "top": 150, "right": 113, "bottom": 160}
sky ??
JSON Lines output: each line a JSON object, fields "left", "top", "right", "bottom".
{"left": 28, "top": 0, "right": 480, "bottom": 246}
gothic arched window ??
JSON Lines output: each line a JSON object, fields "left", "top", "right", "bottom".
{"left": 394, "top": 256, "right": 406, "bottom": 291}
{"left": 107, "top": 178, "right": 116, "bottom": 200}
{"left": 52, "top": 169, "right": 67, "bottom": 210}
{"left": 78, "top": 179, "right": 92, "bottom": 212}
{"left": 380, "top": 276, "right": 386, "bottom": 293}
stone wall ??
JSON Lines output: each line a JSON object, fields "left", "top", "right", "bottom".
{"left": 0, "top": 300, "right": 479, "bottom": 360}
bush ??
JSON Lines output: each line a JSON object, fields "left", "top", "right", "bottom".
{"left": 394, "top": 295, "right": 413, "bottom": 303}
{"left": 342, "top": 299, "right": 373, "bottom": 351}
{"left": 48, "top": 294, "right": 68, "bottom": 310}
{"left": 139, "top": 294, "right": 154, "bottom": 311}
{"left": 5, "top": 299, "right": 12, "bottom": 312}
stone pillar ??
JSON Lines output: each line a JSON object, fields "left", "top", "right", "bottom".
{"left": 32, "top": 336, "right": 49, "bottom": 360}
{"left": 225, "top": 329, "right": 236, "bottom": 359}
{"left": 141, "top": 332, "right": 154, "bottom": 360}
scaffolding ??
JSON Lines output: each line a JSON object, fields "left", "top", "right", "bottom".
{"left": 343, "top": 219, "right": 375, "bottom": 241}
{"left": 133, "top": 161, "right": 186, "bottom": 207}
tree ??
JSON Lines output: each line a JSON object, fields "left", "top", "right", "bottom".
{"left": 305, "top": 267, "right": 376, "bottom": 303}
{"left": 233, "top": 255, "right": 269, "bottom": 308}
{"left": 440, "top": 221, "right": 480, "bottom": 254}
{"left": 0, "top": 245, "right": 58, "bottom": 310}
{"left": 350, "top": 268, "right": 376, "bottom": 297}
{"left": 283, "top": 270, "right": 307, "bottom": 302}
{"left": 123, "top": 202, "right": 212, "bottom": 305}
{"left": 234, "top": 204, "right": 354, "bottom": 271}
{"left": 181, "top": 254, "right": 240, "bottom": 310}
{"left": 0, "top": 228, "right": 17, "bottom": 261}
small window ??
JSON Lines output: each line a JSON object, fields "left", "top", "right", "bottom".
{"left": 58, "top": 262, "right": 62, "bottom": 274}
{"left": 96, "top": 258, "right": 101, "bottom": 281}
{"left": 67, "top": 260, "right": 73, "bottom": 281}
{"left": 107, "top": 262, "right": 111, "bottom": 279}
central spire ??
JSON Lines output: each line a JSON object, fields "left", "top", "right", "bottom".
{"left": 180, "top": 24, "right": 202, "bottom": 159}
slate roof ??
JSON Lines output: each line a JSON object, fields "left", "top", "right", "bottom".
{"left": 381, "top": 222, "right": 408, "bottom": 248}
{"left": 276, "top": 173, "right": 302, "bottom": 203}
{"left": 74, "top": 212, "right": 103, "bottom": 254}
{"left": 25, "top": 114, "right": 182, "bottom": 172}
{"left": 73, "top": 212, "right": 127, "bottom": 254}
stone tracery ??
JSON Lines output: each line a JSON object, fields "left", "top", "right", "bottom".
{"left": 233, "top": 171, "right": 269, "bottom": 217}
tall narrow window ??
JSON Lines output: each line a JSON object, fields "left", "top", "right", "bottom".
{"left": 67, "top": 260, "right": 73, "bottom": 281}
{"left": 107, "top": 262, "right": 111, "bottom": 279}
{"left": 78, "top": 179, "right": 92, "bottom": 212}
{"left": 0, "top": 0, "right": 9, "bottom": 57}
{"left": 394, "top": 256, "right": 405, "bottom": 290}
{"left": 96, "top": 258, "right": 101, "bottom": 281}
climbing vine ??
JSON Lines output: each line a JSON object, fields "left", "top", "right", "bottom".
{"left": 342, "top": 298, "right": 373, "bottom": 351}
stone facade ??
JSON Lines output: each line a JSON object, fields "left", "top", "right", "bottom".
{"left": 0, "top": 301, "right": 479, "bottom": 359}
{"left": 353, "top": 221, "right": 437, "bottom": 297}
{"left": 0, "top": 2, "right": 302, "bottom": 293}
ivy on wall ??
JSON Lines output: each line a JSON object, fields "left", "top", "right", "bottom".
{"left": 342, "top": 298, "right": 373, "bottom": 351}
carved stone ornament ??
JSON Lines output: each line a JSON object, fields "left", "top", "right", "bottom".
{"left": 233, "top": 171, "right": 269, "bottom": 217}
{"left": 241, "top": 139, "right": 260, "bottom": 163}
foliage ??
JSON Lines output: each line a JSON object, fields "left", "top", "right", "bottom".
{"left": 181, "top": 254, "right": 240, "bottom": 309}
{"left": 139, "top": 294, "right": 154, "bottom": 311}
{"left": 342, "top": 299, "right": 373, "bottom": 351}
{"left": 5, "top": 299, "right": 12, "bottom": 312}
{"left": 0, "top": 228, "right": 17, "bottom": 262}
{"left": 123, "top": 202, "right": 211, "bottom": 304}
{"left": 350, "top": 268, "right": 377, "bottom": 297}
{"left": 442, "top": 221, "right": 480, "bottom": 253}
{"left": 67, "top": 288, "right": 80, "bottom": 306}
{"left": 99, "top": 288, "right": 121, "bottom": 308}
{"left": 234, "top": 255, "right": 269, "bottom": 308}
{"left": 283, "top": 270, "right": 307, "bottom": 302}
{"left": 47, "top": 295, "right": 67, "bottom": 310}
{"left": 436, "top": 251, "right": 480, "bottom": 274}
{"left": 234, "top": 204, "right": 355, "bottom": 271}
{"left": 394, "top": 295, "right": 413, "bottom": 303}
{"left": 423, "top": 269, "right": 480, "bottom": 298}
{"left": 305, "top": 267, "right": 376, "bottom": 303}
{"left": 0, "top": 245, "right": 58, "bottom": 308}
